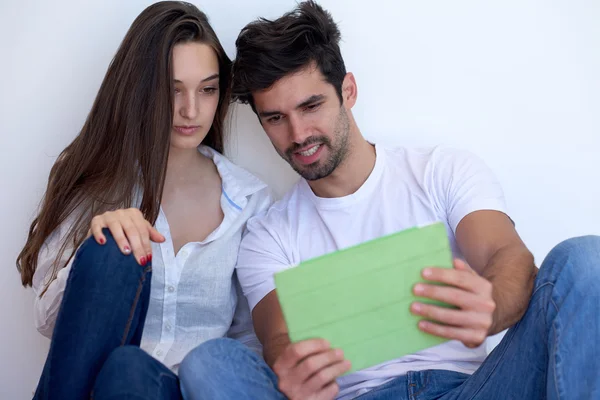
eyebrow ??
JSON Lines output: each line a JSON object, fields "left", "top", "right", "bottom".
{"left": 258, "top": 94, "right": 326, "bottom": 118}
{"left": 173, "top": 73, "right": 219, "bottom": 84}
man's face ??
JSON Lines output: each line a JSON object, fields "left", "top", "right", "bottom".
{"left": 252, "top": 65, "right": 351, "bottom": 181}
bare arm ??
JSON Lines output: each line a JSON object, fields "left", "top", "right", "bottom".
{"left": 411, "top": 210, "right": 536, "bottom": 346}
{"left": 252, "top": 290, "right": 291, "bottom": 367}
{"left": 253, "top": 290, "right": 349, "bottom": 400}
{"left": 455, "top": 210, "right": 537, "bottom": 334}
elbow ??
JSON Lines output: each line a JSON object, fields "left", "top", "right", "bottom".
{"left": 33, "top": 297, "right": 55, "bottom": 339}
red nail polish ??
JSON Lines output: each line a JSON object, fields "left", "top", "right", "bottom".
{"left": 99, "top": 238, "right": 105, "bottom": 245}
{"left": 147, "top": 253, "right": 152, "bottom": 262}
{"left": 140, "top": 256, "right": 147, "bottom": 266}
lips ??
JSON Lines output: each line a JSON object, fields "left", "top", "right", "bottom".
{"left": 173, "top": 126, "right": 200, "bottom": 135}
{"left": 293, "top": 143, "right": 324, "bottom": 165}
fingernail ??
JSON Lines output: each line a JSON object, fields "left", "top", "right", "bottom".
{"left": 422, "top": 268, "right": 432, "bottom": 277}
{"left": 99, "top": 238, "right": 105, "bottom": 245}
{"left": 140, "top": 256, "right": 147, "bottom": 266}
{"left": 123, "top": 246, "right": 131, "bottom": 254}
{"left": 412, "top": 303, "right": 422, "bottom": 312}
{"left": 335, "top": 348, "right": 344, "bottom": 357}
{"left": 419, "top": 321, "right": 429, "bottom": 329}
{"left": 414, "top": 284, "right": 424, "bottom": 294}
{"left": 147, "top": 253, "right": 152, "bottom": 262}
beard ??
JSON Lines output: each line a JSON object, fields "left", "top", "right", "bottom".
{"left": 282, "top": 107, "right": 350, "bottom": 181}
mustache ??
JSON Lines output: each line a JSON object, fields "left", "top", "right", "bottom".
{"left": 285, "top": 136, "right": 331, "bottom": 157}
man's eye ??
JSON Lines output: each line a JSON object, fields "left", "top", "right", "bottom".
{"left": 268, "top": 115, "right": 283, "bottom": 124}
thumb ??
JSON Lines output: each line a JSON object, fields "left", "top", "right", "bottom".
{"left": 453, "top": 258, "right": 474, "bottom": 272}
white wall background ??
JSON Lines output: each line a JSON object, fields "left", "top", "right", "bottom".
{"left": 1, "top": 0, "right": 598, "bottom": 398}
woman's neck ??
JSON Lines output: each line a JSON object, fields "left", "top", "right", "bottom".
{"left": 165, "top": 146, "right": 214, "bottom": 187}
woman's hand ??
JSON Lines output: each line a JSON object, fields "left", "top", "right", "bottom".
{"left": 90, "top": 208, "right": 165, "bottom": 266}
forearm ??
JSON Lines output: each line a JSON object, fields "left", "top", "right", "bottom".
{"left": 482, "top": 244, "right": 537, "bottom": 334}
{"left": 263, "top": 332, "right": 291, "bottom": 368}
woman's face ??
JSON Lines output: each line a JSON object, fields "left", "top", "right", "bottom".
{"left": 170, "top": 42, "right": 220, "bottom": 150}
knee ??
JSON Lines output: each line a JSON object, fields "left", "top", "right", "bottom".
{"left": 104, "top": 345, "right": 151, "bottom": 370}
{"left": 77, "top": 228, "right": 127, "bottom": 261}
{"left": 73, "top": 229, "right": 142, "bottom": 279}
{"left": 179, "top": 338, "right": 255, "bottom": 390}
{"left": 180, "top": 338, "right": 247, "bottom": 373}
{"left": 95, "top": 346, "right": 153, "bottom": 389}
{"left": 540, "top": 235, "right": 600, "bottom": 284}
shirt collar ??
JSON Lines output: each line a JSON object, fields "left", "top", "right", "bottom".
{"left": 198, "top": 145, "right": 267, "bottom": 211}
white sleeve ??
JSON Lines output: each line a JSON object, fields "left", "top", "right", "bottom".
{"left": 236, "top": 206, "right": 292, "bottom": 312}
{"left": 427, "top": 147, "right": 508, "bottom": 233}
{"left": 31, "top": 216, "right": 79, "bottom": 338}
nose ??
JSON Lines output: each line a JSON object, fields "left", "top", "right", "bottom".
{"left": 288, "top": 114, "right": 311, "bottom": 144}
{"left": 180, "top": 92, "right": 198, "bottom": 120}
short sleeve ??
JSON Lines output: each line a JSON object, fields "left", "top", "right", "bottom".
{"left": 427, "top": 147, "right": 508, "bottom": 233}
{"left": 235, "top": 206, "right": 292, "bottom": 311}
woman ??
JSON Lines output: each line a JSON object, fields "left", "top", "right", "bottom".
{"left": 16, "top": 2, "right": 270, "bottom": 399}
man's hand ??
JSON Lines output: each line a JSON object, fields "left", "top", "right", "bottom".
{"left": 410, "top": 259, "right": 496, "bottom": 348}
{"left": 273, "top": 338, "right": 351, "bottom": 400}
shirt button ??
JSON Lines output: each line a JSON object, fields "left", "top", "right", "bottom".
{"left": 165, "top": 324, "right": 172, "bottom": 331}
{"left": 156, "top": 350, "right": 163, "bottom": 357}
{"left": 181, "top": 250, "right": 188, "bottom": 258}
{"left": 168, "top": 286, "right": 175, "bottom": 293}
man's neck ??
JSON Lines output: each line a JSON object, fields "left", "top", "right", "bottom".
{"left": 307, "top": 137, "right": 376, "bottom": 199}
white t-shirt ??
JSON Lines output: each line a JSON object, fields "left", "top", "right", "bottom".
{"left": 236, "top": 145, "right": 508, "bottom": 399}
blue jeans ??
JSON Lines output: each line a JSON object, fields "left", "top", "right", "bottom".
{"left": 34, "top": 231, "right": 182, "bottom": 399}
{"left": 180, "top": 236, "right": 600, "bottom": 400}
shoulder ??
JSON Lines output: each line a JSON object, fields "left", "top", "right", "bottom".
{"left": 246, "top": 180, "right": 304, "bottom": 234}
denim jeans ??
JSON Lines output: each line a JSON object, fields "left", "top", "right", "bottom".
{"left": 33, "top": 230, "right": 182, "bottom": 399}
{"left": 180, "top": 235, "right": 600, "bottom": 400}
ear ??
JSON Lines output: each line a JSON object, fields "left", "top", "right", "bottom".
{"left": 341, "top": 72, "right": 358, "bottom": 109}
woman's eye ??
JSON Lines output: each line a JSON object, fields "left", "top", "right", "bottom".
{"left": 202, "top": 87, "right": 218, "bottom": 94}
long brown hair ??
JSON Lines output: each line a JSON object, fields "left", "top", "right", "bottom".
{"left": 17, "top": 1, "right": 232, "bottom": 289}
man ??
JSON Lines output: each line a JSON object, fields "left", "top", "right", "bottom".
{"left": 179, "top": 2, "right": 599, "bottom": 399}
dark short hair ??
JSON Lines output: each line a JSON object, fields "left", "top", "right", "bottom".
{"left": 232, "top": 1, "right": 346, "bottom": 112}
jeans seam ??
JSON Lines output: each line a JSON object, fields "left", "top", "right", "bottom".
{"left": 463, "top": 322, "right": 519, "bottom": 400}
{"left": 410, "top": 370, "right": 430, "bottom": 399}
{"left": 157, "top": 371, "right": 178, "bottom": 396}
{"left": 551, "top": 297, "right": 561, "bottom": 400}
{"left": 120, "top": 265, "right": 152, "bottom": 345}
{"left": 464, "top": 282, "right": 553, "bottom": 400}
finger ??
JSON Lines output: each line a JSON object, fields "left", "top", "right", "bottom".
{"left": 411, "top": 302, "right": 493, "bottom": 330}
{"left": 453, "top": 258, "right": 475, "bottom": 273}
{"left": 312, "top": 381, "right": 340, "bottom": 400}
{"left": 293, "top": 348, "right": 345, "bottom": 384}
{"left": 413, "top": 283, "right": 494, "bottom": 312}
{"left": 131, "top": 218, "right": 152, "bottom": 262}
{"left": 90, "top": 216, "right": 107, "bottom": 245}
{"left": 274, "top": 339, "right": 331, "bottom": 375}
{"left": 418, "top": 320, "right": 487, "bottom": 348}
{"left": 299, "top": 359, "right": 351, "bottom": 398}
{"left": 106, "top": 220, "right": 131, "bottom": 256}
{"left": 120, "top": 218, "right": 147, "bottom": 265}
{"left": 421, "top": 267, "right": 482, "bottom": 293}
{"left": 148, "top": 222, "right": 166, "bottom": 243}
